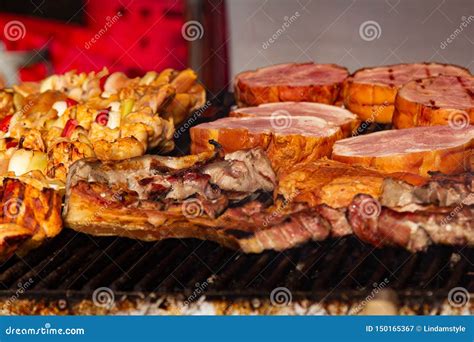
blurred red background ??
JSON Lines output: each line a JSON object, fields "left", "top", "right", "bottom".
{"left": 0, "top": 0, "right": 188, "bottom": 81}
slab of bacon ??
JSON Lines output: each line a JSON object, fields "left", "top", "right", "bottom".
{"left": 64, "top": 148, "right": 473, "bottom": 254}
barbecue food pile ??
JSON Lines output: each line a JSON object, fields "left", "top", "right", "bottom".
{"left": 63, "top": 148, "right": 473, "bottom": 253}
{"left": 0, "top": 67, "right": 205, "bottom": 258}
{"left": 0, "top": 61, "right": 473, "bottom": 260}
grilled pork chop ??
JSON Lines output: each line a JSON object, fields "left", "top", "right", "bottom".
{"left": 64, "top": 148, "right": 334, "bottom": 253}
{"left": 64, "top": 148, "right": 474, "bottom": 253}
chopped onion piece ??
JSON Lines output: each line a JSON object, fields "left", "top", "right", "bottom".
{"left": 8, "top": 149, "right": 33, "bottom": 176}
{"left": 52, "top": 101, "right": 68, "bottom": 117}
{"left": 107, "top": 111, "right": 121, "bottom": 129}
{"left": 109, "top": 101, "right": 120, "bottom": 112}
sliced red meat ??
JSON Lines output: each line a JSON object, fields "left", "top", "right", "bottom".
{"left": 393, "top": 75, "right": 474, "bottom": 128}
{"left": 190, "top": 116, "right": 343, "bottom": 172}
{"left": 343, "top": 63, "right": 471, "bottom": 123}
{"left": 230, "top": 102, "right": 360, "bottom": 137}
{"left": 332, "top": 125, "right": 474, "bottom": 176}
{"left": 234, "top": 62, "right": 348, "bottom": 107}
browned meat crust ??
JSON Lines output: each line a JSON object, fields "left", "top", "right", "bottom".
{"left": 190, "top": 117, "right": 343, "bottom": 173}
{"left": 64, "top": 149, "right": 474, "bottom": 254}
{"left": 0, "top": 178, "right": 62, "bottom": 259}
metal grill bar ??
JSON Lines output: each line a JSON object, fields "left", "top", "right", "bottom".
{"left": 0, "top": 230, "right": 472, "bottom": 301}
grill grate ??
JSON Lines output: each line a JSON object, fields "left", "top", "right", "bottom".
{"left": 1, "top": 92, "right": 472, "bottom": 300}
{"left": 0, "top": 230, "right": 472, "bottom": 300}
